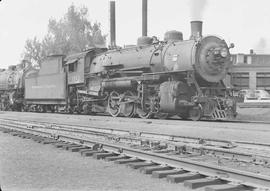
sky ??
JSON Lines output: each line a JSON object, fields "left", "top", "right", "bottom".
{"left": 1, "top": 0, "right": 270, "bottom": 68}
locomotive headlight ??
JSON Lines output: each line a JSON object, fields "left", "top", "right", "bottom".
{"left": 220, "top": 48, "right": 228, "bottom": 58}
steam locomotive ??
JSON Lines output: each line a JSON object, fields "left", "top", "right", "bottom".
{"left": 0, "top": 21, "right": 237, "bottom": 121}
{"left": 0, "top": 62, "right": 30, "bottom": 111}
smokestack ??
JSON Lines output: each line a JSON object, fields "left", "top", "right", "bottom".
{"left": 142, "top": 0, "right": 147, "bottom": 36}
{"left": 109, "top": 1, "right": 116, "bottom": 47}
{"left": 190, "top": 21, "right": 203, "bottom": 39}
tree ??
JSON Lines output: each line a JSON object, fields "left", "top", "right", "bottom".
{"left": 23, "top": 4, "right": 106, "bottom": 65}
{"left": 23, "top": 37, "right": 45, "bottom": 65}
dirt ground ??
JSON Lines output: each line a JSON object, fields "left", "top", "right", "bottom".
{"left": 0, "top": 132, "right": 189, "bottom": 191}
{"left": 236, "top": 107, "right": 270, "bottom": 122}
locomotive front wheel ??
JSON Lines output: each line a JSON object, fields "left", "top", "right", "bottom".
{"left": 136, "top": 98, "right": 153, "bottom": 119}
{"left": 136, "top": 103, "right": 152, "bottom": 119}
{"left": 189, "top": 106, "right": 202, "bottom": 121}
{"left": 108, "top": 91, "right": 121, "bottom": 117}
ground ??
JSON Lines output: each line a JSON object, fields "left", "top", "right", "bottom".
{"left": 0, "top": 132, "right": 187, "bottom": 191}
{"left": 236, "top": 107, "right": 270, "bottom": 122}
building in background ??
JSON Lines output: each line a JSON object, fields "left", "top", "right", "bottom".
{"left": 227, "top": 50, "right": 270, "bottom": 92}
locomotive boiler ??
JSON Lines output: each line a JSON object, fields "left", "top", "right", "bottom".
{"left": 63, "top": 20, "right": 236, "bottom": 120}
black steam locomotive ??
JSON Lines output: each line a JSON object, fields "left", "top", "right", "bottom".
{"left": 0, "top": 20, "right": 237, "bottom": 121}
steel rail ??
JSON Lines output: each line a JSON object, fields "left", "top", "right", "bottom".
{"left": 2, "top": 118, "right": 270, "bottom": 165}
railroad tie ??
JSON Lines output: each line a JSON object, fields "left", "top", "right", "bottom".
{"left": 152, "top": 169, "right": 187, "bottom": 178}
{"left": 30, "top": 136, "right": 45, "bottom": 142}
{"left": 167, "top": 172, "right": 204, "bottom": 183}
{"left": 140, "top": 165, "right": 172, "bottom": 174}
{"left": 88, "top": 151, "right": 108, "bottom": 157}
{"left": 10, "top": 132, "right": 20, "bottom": 136}
{"left": 23, "top": 134, "right": 32, "bottom": 139}
{"left": 126, "top": 161, "right": 156, "bottom": 169}
{"left": 92, "top": 152, "right": 116, "bottom": 159}
{"left": 204, "top": 184, "right": 253, "bottom": 191}
{"left": 67, "top": 146, "right": 90, "bottom": 152}
{"left": 28, "top": 135, "right": 41, "bottom": 140}
{"left": 16, "top": 133, "right": 23, "bottom": 137}
{"left": 81, "top": 150, "right": 101, "bottom": 157}
{"left": 50, "top": 141, "right": 66, "bottom": 145}
{"left": 62, "top": 144, "right": 81, "bottom": 150}
{"left": 183, "top": 178, "right": 226, "bottom": 189}
{"left": 20, "top": 134, "right": 32, "bottom": 139}
{"left": 2, "top": 130, "right": 11, "bottom": 133}
{"left": 114, "top": 158, "right": 142, "bottom": 164}
{"left": 52, "top": 142, "right": 71, "bottom": 148}
{"left": 79, "top": 148, "right": 94, "bottom": 153}
{"left": 34, "top": 138, "right": 46, "bottom": 143}
{"left": 3, "top": 130, "right": 12, "bottom": 133}
{"left": 34, "top": 138, "right": 47, "bottom": 143}
{"left": 104, "top": 155, "right": 129, "bottom": 162}
{"left": 40, "top": 139, "right": 59, "bottom": 144}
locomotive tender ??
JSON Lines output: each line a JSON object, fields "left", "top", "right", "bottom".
{"left": 20, "top": 20, "right": 236, "bottom": 121}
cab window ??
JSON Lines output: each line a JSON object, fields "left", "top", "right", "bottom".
{"left": 69, "top": 62, "right": 77, "bottom": 72}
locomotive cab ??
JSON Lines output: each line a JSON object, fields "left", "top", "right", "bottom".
{"left": 65, "top": 48, "right": 107, "bottom": 113}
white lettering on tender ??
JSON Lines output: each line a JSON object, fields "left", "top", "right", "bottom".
{"left": 32, "top": 85, "right": 56, "bottom": 89}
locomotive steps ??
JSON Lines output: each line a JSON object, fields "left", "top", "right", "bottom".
{"left": 0, "top": 119, "right": 270, "bottom": 190}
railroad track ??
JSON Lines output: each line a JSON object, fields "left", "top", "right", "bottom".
{"left": 1, "top": 118, "right": 270, "bottom": 155}
{"left": 1, "top": 118, "right": 270, "bottom": 166}
{"left": 0, "top": 118, "right": 270, "bottom": 190}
